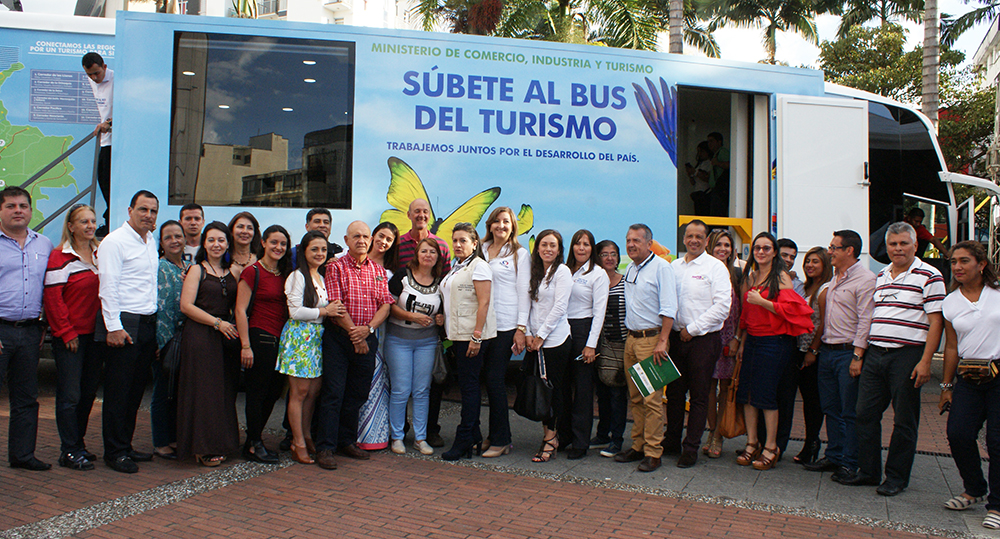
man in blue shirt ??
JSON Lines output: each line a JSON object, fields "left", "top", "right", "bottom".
{"left": 0, "top": 186, "right": 53, "bottom": 471}
{"left": 613, "top": 223, "right": 677, "bottom": 473}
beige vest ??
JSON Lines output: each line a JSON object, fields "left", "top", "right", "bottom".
{"left": 446, "top": 257, "right": 497, "bottom": 341}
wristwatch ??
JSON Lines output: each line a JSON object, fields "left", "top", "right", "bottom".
{"left": 940, "top": 382, "right": 955, "bottom": 391}
{"left": 367, "top": 324, "right": 374, "bottom": 334}
{"left": 808, "top": 348, "right": 819, "bottom": 356}
{"left": 851, "top": 354, "right": 862, "bottom": 362}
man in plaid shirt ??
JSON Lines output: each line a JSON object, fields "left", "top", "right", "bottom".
{"left": 314, "top": 221, "right": 394, "bottom": 470}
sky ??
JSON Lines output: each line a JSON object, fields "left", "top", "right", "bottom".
{"left": 5, "top": 0, "right": 993, "bottom": 73}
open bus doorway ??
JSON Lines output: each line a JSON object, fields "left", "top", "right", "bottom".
{"left": 676, "top": 87, "right": 758, "bottom": 264}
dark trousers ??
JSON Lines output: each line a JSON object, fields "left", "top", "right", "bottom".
{"left": 817, "top": 347, "right": 859, "bottom": 468}
{"left": 244, "top": 328, "right": 285, "bottom": 443}
{"left": 856, "top": 345, "right": 924, "bottom": 488}
{"left": 316, "top": 328, "right": 376, "bottom": 451}
{"left": 52, "top": 334, "right": 103, "bottom": 454}
{"left": 101, "top": 315, "right": 157, "bottom": 460}
{"left": 452, "top": 340, "right": 486, "bottom": 446}
{"left": 481, "top": 329, "right": 514, "bottom": 446}
{"left": 538, "top": 337, "right": 572, "bottom": 432}
{"left": 594, "top": 340, "right": 628, "bottom": 447}
{"left": 666, "top": 330, "right": 721, "bottom": 454}
{"left": 757, "top": 349, "right": 822, "bottom": 455}
{"left": 560, "top": 319, "right": 596, "bottom": 450}
{"left": 97, "top": 145, "right": 111, "bottom": 224}
{"left": 0, "top": 324, "right": 43, "bottom": 463}
{"left": 150, "top": 345, "right": 176, "bottom": 448}
{"left": 948, "top": 376, "right": 1000, "bottom": 511}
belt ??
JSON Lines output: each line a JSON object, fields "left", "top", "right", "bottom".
{"left": 868, "top": 343, "right": 921, "bottom": 353}
{"left": 0, "top": 318, "right": 42, "bottom": 327}
{"left": 628, "top": 328, "right": 660, "bottom": 338}
{"left": 823, "top": 343, "right": 853, "bottom": 351}
{"left": 138, "top": 314, "right": 158, "bottom": 324}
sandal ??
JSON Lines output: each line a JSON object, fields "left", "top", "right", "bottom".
{"left": 291, "top": 443, "right": 314, "bottom": 465}
{"left": 701, "top": 430, "right": 714, "bottom": 455}
{"left": 752, "top": 446, "right": 780, "bottom": 471}
{"left": 736, "top": 442, "right": 761, "bottom": 466}
{"left": 984, "top": 511, "right": 1000, "bottom": 530}
{"left": 944, "top": 494, "right": 985, "bottom": 511}
{"left": 196, "top": 454, "right": 226, "bottom": 467}
{"left": 532, "top": 436, "right": 558, "bottom": 463}
{"left": 706, "top": 433, "right": 723, "bottom": 459}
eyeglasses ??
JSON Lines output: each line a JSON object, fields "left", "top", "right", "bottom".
{"left": 827, "top": 245, "right": 844, "bottom": 251}
{"left": 624, "top": 254, "right": 654, "bottom": 283}
{"left": 599, "top": 253, "right": 618, "bottom": 258}
{"left": 752, "top": 245, "right": 773, "bottom": 253}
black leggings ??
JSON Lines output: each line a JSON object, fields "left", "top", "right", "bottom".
{"left": 244, "top": 328, "right": 286, "bottom": 442}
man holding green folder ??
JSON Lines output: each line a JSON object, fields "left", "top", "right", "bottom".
{"left": 613, "top": 224, "right": 677, "bottom": 473}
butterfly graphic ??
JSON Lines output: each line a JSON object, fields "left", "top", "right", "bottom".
{"left": 379, "top": 157, "right": 534, "bottom": 252}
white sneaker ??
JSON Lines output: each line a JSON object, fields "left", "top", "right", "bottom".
{"left": 413, "top": 440, "right": 434, "bottom": 455}
{"left": 391, "top": 439, "right": 406, "bottom": 454}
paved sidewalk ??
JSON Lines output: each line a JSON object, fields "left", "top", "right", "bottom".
{"left": 0, "top": 358, "right": 993, "bottom": 538}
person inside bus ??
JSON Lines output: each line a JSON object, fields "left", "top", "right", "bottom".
{"left": 684, "top": 142, "right": 713, "bottom": 216}
{"left": 903, "top": 208, "right": 950, "bottom": 259}
{"left": 707, "top": 132, "right": 730, "bottom": 217}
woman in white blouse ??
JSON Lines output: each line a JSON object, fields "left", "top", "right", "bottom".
{"left": 275, "top": 231, "right": 344, "bottom": 465}
{"left": 440, "top": 223, "right": 496, "bottom": 461}
{"left": 480, "top": 207, "right": 531, "bottom": 458}
{"left": 561, "top": 229, "right": 609, "bottom": 459}
{"left": 526, "top": 229, "right": 573, "bottom": 463}
{"left": 940, "top": 240, "right": 1000, "bottom": 529}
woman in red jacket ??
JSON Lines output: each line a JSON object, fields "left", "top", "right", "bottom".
{"left": 43, "top": 204, "right": 102, "bottom": 471}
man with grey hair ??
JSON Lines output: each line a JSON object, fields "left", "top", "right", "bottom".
{"left": 845, "top": 221, "right": 945, "bottom": 496}
{"left": 613, "top": 224, "right": 677, "bottom": 473}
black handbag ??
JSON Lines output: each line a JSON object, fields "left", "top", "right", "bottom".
{"left": 161, "top": 326, "right": 183, "bottom": 401}
{"left": 514, "top": 349, "right": 553, "bottom": 422}
{"left": 432, "top": 342, "right": 448, "bottom": 385}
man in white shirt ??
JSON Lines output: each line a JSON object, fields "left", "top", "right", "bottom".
{"left": 97, "top": 190, "right": 160, "bottom": 473}
{"left": 179, "top": 203, "right": 204, "bottom": 264}
{"left": 82, "top": 52, "right": 112, "bottom": 229}
{"left": 613, "top": 224, "right": 677, "bottom": 473}
{"left": 666, "top": 220, "right": 732, "bottom": 468}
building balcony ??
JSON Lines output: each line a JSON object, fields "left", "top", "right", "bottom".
{"left": 324, "top": 0, "right": 352, "bottom": 12}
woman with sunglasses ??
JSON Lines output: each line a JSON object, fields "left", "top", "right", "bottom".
{"left": 733, "top": 232, "right": 813, "bottom": 471}
{"left": 176, "top": 221, "right": 241, "bottom": 466}
{"left": 43, "top": 204, "right": 102, "bottom": 470}
{"left": 940, "top": 241, "right": 1000, "bottom": 529}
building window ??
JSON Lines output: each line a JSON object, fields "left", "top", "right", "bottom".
{"left": 168, "top": 31, "right": 355, "bottom": 208}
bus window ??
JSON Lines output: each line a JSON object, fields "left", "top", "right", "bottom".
{"left": 169, "top": 32, "right": 355, "bottom": 209}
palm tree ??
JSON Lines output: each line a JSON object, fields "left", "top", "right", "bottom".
{"left": 923, "top": 0, "right": 939, "bottom": 127}
{"left": 942, "top": 0, "right": 998, "bottom": 47}
{"left": 698, "top": 0, "right": 820, "bottom": 64}
{"left": 669, "top": 0, "right": 683, "bottom": 52}
{"left": 835, "top": 0, "right": 922, "bottom": 38}
{"left": 645, "top": 0, "right": 721, "bottom": 56}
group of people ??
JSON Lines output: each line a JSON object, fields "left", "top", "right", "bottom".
{"left": 2, "top": 184, "right": 999, "bottom": 527}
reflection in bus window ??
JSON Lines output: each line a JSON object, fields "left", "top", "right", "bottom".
{"left": 169, "top": 32, "right": 355, "bottom": 209}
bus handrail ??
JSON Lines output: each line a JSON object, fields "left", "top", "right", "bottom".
{"left": 23, "top": 131, "right": 101, "bottom": 232}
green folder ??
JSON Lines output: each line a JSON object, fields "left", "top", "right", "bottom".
{"left": 627, "top": 354, "right": 681, "bottom": 397}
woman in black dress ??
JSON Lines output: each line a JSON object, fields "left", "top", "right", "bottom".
{"left": 176, "top": 221, "right": 241, "bottom": 466}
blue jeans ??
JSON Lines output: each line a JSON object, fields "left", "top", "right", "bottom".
{"left": 384, "top": 333, "right": 438, "bottom": 441}
{"left": 817, "top": 347, "right": 858, "bottom": 468}
{"left": 948, "top": 376, "right": 1000, "bottom": 511}
{"left": 0, "top": 324, "right": 43, "bottom": 463}
{"left": 52, "top": 334, "right": 103, "bottom": 454}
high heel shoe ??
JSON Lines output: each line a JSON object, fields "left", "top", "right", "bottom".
{"left": 793, "top": 438, "right": 821, "bottom": 465}
{"left": 291, "top": 443, "right": 314, "bottom": 465}
{"left": 441, "top": 438, "right": 482, "bottom": 461}
{"left": 483, "top": 444, "right": 512, "bottom": 458}
{"left": 532, "top": 436, "right": 558, "bottom": 463}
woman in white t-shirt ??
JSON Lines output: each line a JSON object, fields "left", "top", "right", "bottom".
{"left": 526, "top": 229, "right": 573, "bottom": 463}
{"left": 480, "top": 206, "right": 531, "bottom": 458}
{"left": 440, "top": 223, "right": 496, "bottom": 461}
{"left": 940, "top": 240, "right": 1000, "bottom": 530}
{"left": 562, "top": 229, "right": 609, "bottom": 459}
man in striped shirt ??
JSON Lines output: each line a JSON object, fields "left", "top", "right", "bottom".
{"left": 395, "top": 199, "right": 451, "bottom": 274}
{"left": 850, "top": 221, "right": 945, "bottom": 496}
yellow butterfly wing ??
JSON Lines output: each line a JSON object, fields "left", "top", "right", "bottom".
{"left": 515, "top": 204, "right": 533, "bottom": 237}
{"left": 433, "top": 187, "right": 501, "bottom": 253}
{"left": 379, "top": 157, "right": 435, "bottom": 233}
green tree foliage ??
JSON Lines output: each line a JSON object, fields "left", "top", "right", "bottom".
{"left": 819, "top": 24, "right": 962, "bottom": 103}
{"left": 835, "top": 0, "right": 922, "bottom": 38}
{"left": 942, "top": 0, "right": 998, "bottom": 48}
{"left": 939, "top": 70, "right": 995, "bottom": 175}
{"left": 697, "top": 0, "right": 825, "bottom": 64}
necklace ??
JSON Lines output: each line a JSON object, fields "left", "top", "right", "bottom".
{"left": 232, "top": 251, "right": 253, "bottom": 266}
{"left": 260, "top": 261, "right": 281, "bottom": 276}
